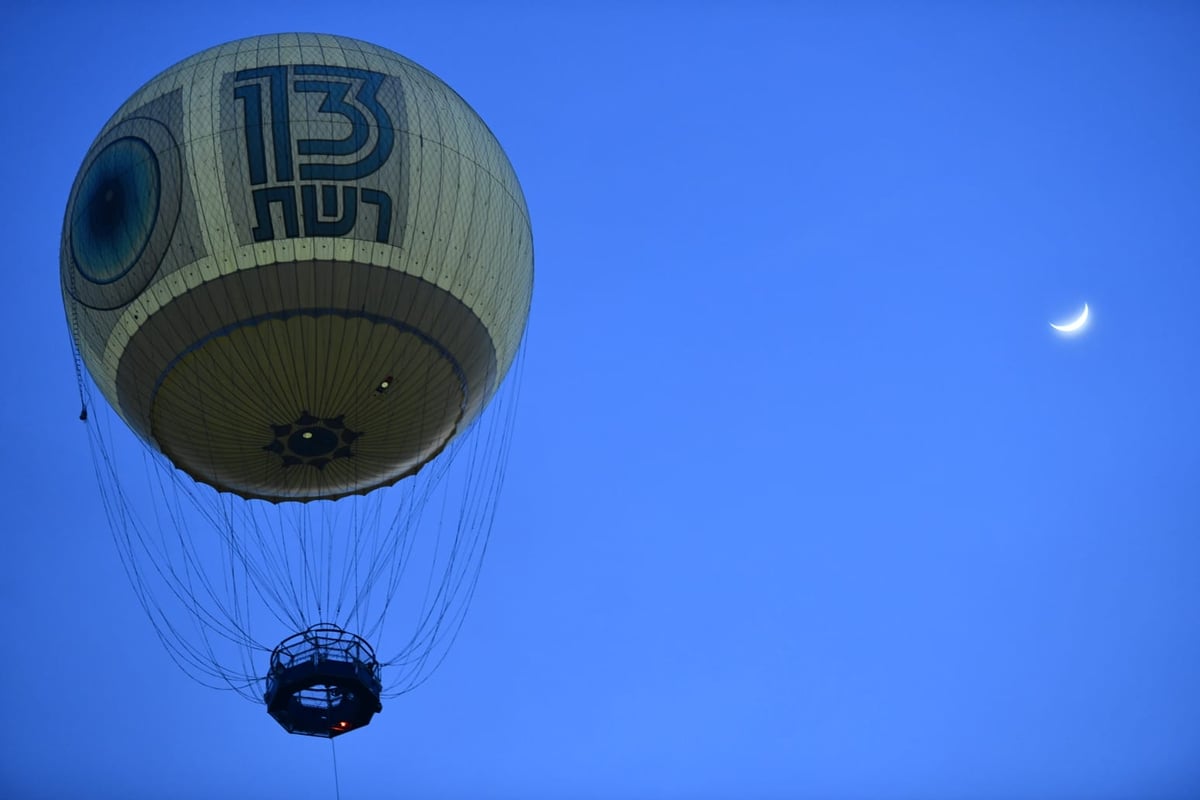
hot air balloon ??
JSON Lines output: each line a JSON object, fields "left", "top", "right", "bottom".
{"left": 61, "top": 33, "right": 532, "bottom": 737}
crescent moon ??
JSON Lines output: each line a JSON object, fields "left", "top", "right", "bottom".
{"left": 1050, "top": 303, "right": 1089, "bottom": 333}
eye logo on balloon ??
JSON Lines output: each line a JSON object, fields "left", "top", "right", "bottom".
{"left": 70, "top": 137, "right": 159, "bottom": 284}
{"left": 64, "top": 116, "right": 182, "bottom": 310}
{"left": 232, "top": 65, "right": 395, "bottom": 244}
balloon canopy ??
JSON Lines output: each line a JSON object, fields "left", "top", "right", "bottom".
{"left": 62, "top": 33, "right": 533, "bottom": 501}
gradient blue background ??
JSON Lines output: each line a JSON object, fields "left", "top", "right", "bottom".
{"left": 2, "top": 2, "right": 1199, "bottom": 797}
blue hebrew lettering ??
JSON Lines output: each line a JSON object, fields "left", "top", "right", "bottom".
{"left": 302, "top": 185, "right": 357, "bottom": 237}
{"left": 360, "top": 189, "right": 392, "bottom": 244}
{"left": 234, "top": 65, "right": 395, "bottom": 245}
{"left": 252, "top": 186, "right": 300, "bottom": 241}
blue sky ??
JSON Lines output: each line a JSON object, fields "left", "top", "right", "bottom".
{"left": 3, "top": 2, "right": 1199, "bottom": 798}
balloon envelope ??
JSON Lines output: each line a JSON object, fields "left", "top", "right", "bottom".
{"left": 62, "top": 33, "right": 533, "bottom": 501}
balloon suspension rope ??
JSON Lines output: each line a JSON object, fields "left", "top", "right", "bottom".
{"left": 65, "top": 275, "right": 88, "bottom": 421}
{"left": 331, "top": 737, "right": 342, "bottom": 800}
